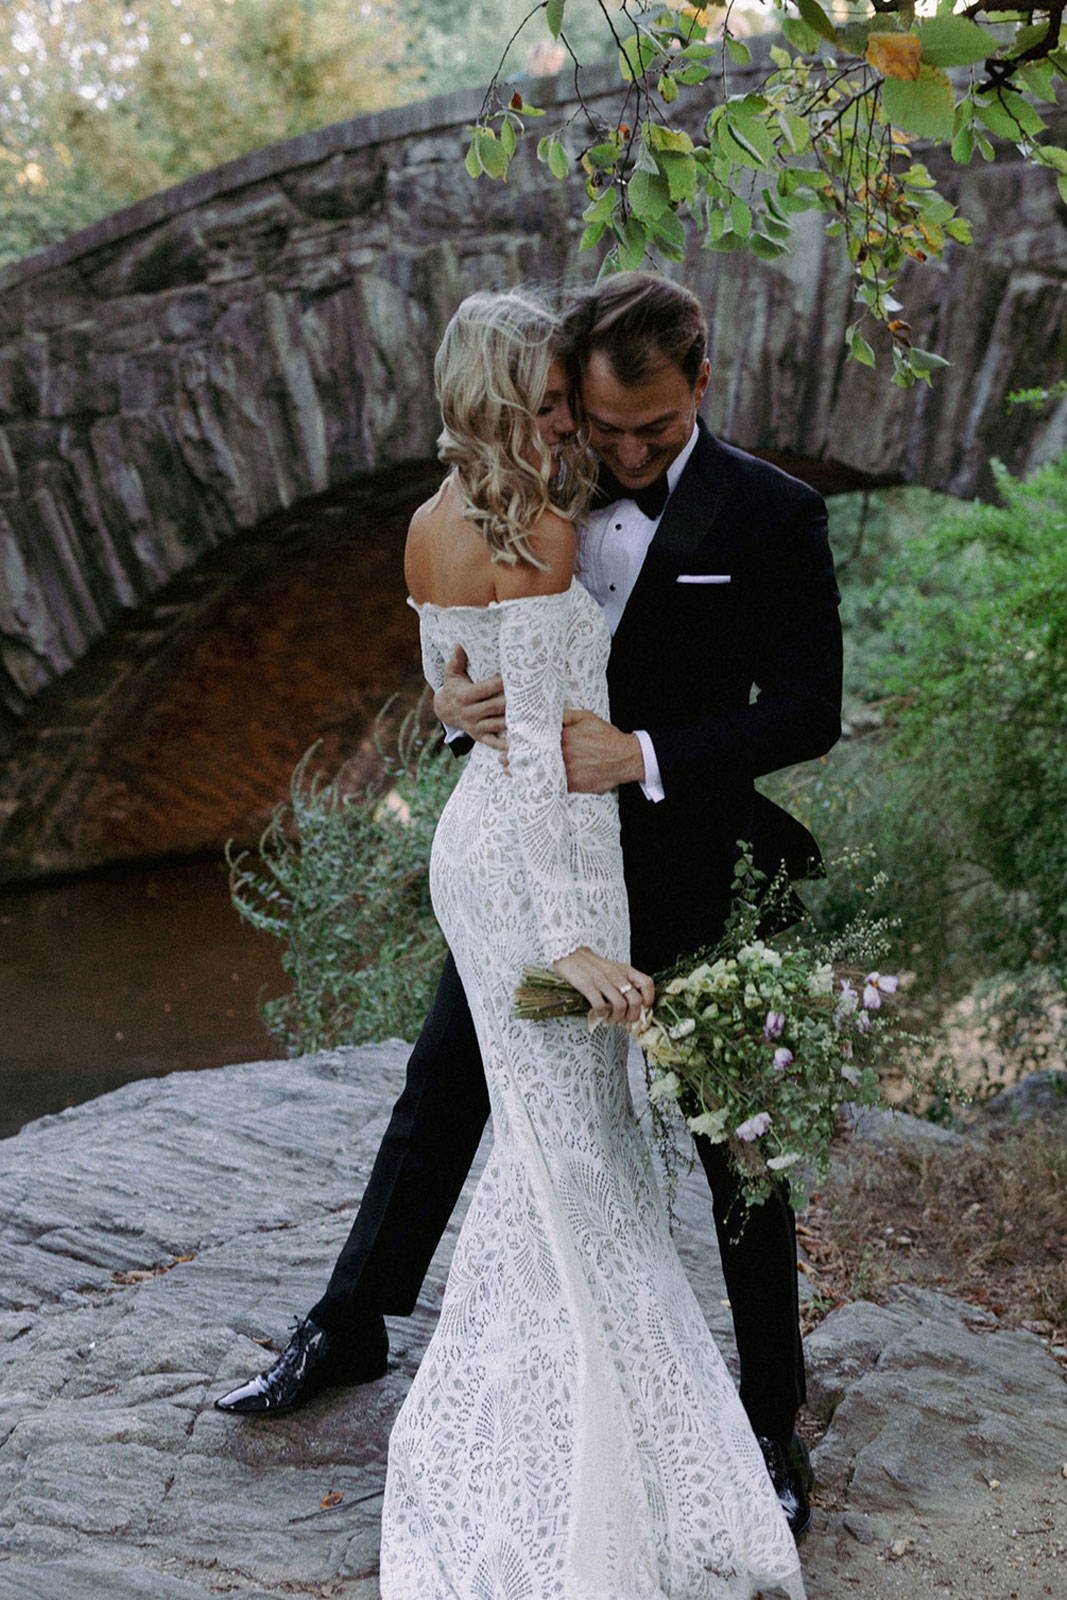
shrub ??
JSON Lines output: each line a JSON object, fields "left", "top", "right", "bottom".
{"left": 228, "top": 707, "right": 460, "bottom": 1054}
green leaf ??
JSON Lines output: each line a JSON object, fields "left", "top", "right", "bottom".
{"left": 1058, "top": 173, "right": 1067, "bottom": 206}
{"left": 725, "top": 35, "right": 752, "bottom": 67}
{"left": 720, "top": 108, "right": 775, "bottom": 169}
{"left": 729, "top": 196, "right": 752, "bottom": 238}
{"left": 705, "top": 229, "right": 747, "bottom": 253}
{"left": 582, "top": 184, "right": 618, "bottom": 224}
{"left": 769, "top": 45, "right": 793, "bottom": 69}
{"left": 706, "top": 206, "right": 726, "bottom": 242}
{"left": 500, "top": 119, "right": 517, "bottom": 159}
{"left": 585, "top": 141, "right": 619, "bottom": 170}
{"left": 975, "top": 91, "right": 1046, "bottom": 141}
{"left": 647, "top": 124, "right": 695, "bottom": 154}
{"left": 761, "top": 213, "right": 793, "bottom": 243}
{"left": 777, "top": 109, "right": 811, "bottom": 156}
{"left": 464, "top": 140, "right": 482, "bottom": 179}
{"left": 974, "top": 130, "right": 995, "bottom": 161}
{"left": 619, "top": 31, "right": 660, "bottom": 83}
{"left": 950, "top": 125, "right": 975, "bottom": 164}
{"left": 945, "top": 216, "right": 974, "bottom": 244}
{"left": 797, "top": 0, "right": 838, "bottom": 45}
{"left": 547, "top": 137, "right": 570, "bottom": 179}
{"left": 847, "top": 322, "right": 876, "bottom": 368}
{"left": 837, "top": 21, "right": 871, "bottom": 55}
{"left": 649, "top": 208, "right": 687, "bottom": 259}
{"left": 628, "top": 168, "right": 672, "bottom": 221}
{"left": 748, "top": 231, "right": 786, "bottom": 260}
{"left": 614, "top": 216, "right": 649, "bottom": 271}
{"left": 908, "top": 346, "right": 951, "bottom": 375}
{"left": 674, "top": 62, "right": 711, "bottom": 86}
{"left": 918, "top": 16, "right": 993, "bottom": 68}
{"left": 1033, "top": 144, "right": 1067, "bottom": 175}
{"left": 882, "top": 64, "right": 955, "bottom": 141}
{"left": 658, "top": 150, "right": 699, "bottom": 203}
{"left": 546, "top": 0, "right": 566, "bottom": 41}
{"left": 476, "top": 130, "right": 509, "bottom": 179}
{"left": 579, "top": 220, "right": 606, "bottom": 252}
{"left": 782, "top": 16, "right": 819, "bottom": 55}
{"left": 659, "top": 72, "right": 679, "bottom": 104}
{"left": 1017, "top": 63, "right": 1058, "bottom": 103}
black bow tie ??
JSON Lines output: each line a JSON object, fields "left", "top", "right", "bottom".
{"left": 593, "top": 464, "right": 671, "bottom": 521}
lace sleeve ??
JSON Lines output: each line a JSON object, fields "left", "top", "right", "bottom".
{"left": 498, "top": 590, "right": 586, "bottom": 965}
{"left": 415, "top": 612, "right": 446, "bottom": 694}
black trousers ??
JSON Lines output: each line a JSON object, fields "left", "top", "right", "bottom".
{"left": 310, "top": 950, "right": 805, "bottom": 1440}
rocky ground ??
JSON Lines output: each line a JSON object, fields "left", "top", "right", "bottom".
{"left": 1, "top": 1044, "right": 1064, "bottom": 1599}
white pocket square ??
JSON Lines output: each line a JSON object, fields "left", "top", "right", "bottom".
{"left": 676, "top": 573, "right": 731, "bottom": 584}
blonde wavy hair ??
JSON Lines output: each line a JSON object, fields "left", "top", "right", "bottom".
{"left": 434, "top": 290, "right": 593, "bottom": 566}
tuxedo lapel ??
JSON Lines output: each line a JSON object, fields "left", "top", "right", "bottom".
{"left": 609, "top": 420, "right": 729, "bottom": 674}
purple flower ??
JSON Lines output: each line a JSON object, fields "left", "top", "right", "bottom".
{"left": 736, "top": 1111, "right": 772, "bottom": 1142}
{"left": 772, "top": 1047, "right": 794, "bottom": 1073}
{"left": 763, "top": 1010, "right": 785, "bottom": 1040}
{"left": 855, "top": 1011, "right": 872, "bottom": 1035}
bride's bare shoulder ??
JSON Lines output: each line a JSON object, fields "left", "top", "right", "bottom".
{"left": 493, "top": 509, "right": 577, "bottom": 602}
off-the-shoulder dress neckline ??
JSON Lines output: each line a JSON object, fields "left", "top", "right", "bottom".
{"left": 406, "top": 578, "right": 578, "bottom": 614}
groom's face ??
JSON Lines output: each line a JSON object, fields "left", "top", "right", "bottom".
{"left": 580, "top": 350, "right": 710, "bottom": 489}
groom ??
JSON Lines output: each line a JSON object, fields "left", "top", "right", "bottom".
{"left": 216, "top": 273, "right": 842, "bottom": 1537}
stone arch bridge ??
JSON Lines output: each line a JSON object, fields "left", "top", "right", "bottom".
{"left": 0, "top": 55, "right": 1063, "bottom": 872}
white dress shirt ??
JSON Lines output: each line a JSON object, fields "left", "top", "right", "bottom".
{"left": 579, "top": 425, "right": 700, "bottom": 803}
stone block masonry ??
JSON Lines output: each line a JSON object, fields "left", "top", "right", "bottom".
{"left": 0, "top": 51, "right": 1064, "bottom": 735}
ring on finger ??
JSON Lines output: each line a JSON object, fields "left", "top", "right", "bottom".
{"left": 618, "top": 983, "right": 634, "bottom": 996}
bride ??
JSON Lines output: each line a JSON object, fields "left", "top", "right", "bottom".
{"left": 378, "top": 290, "right": 805, "bottom": 1600}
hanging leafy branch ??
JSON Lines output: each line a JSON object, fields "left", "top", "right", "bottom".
{"left": 463, "top": 2, "right": 1067, "bottom": 384}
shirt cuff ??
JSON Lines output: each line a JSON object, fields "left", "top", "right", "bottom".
{"left": 633, "top": 729, "right": 665, "bottom": 803}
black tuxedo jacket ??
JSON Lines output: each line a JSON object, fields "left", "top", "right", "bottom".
{"left": 607, "top": 421, "right": 842, "bottom": 971}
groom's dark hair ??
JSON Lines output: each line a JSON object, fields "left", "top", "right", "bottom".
{"left": 563, "top": 272, "right": 707, "bottom": 390}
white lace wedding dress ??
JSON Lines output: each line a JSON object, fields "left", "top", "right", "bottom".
{"left": 378, "top": 580, "right": 805, "bottom": 1600}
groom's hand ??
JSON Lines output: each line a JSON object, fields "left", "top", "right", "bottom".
{"left": 562, "top": 709, "right": 646, "bottom": 794}
{"left": 434, "top": 646, "right": 507, "bottom": 750}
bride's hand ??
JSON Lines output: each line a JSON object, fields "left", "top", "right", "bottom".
{"left": 552, "top": 947, "right": 655, "bottom": 1025}
{"left": 434, "top": 646, "right": 507, "bottom": 750}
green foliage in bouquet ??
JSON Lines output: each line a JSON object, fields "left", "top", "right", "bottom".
{"left": 228, "top": 709, "right": 460, "bottom": 1055}
{"left": 517, "top": 852, "right": 914, "bottom": 1211}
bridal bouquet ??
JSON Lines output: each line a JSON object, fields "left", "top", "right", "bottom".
{"left": 514, "top": 854, "right": 907, "bottom": 1210}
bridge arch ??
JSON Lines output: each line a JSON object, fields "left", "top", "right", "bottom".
{"left": 0, "top": 53, "right": 1063, "bottom": 743}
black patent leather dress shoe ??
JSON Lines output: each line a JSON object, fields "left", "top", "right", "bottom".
{"left": 757, "top": 1430, "right": 814, "bottom": 1540}
{"left": 214, "top": 1314, "right": 388, "bottom": 1415}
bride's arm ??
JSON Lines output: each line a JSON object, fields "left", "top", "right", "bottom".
{"left": 498, "top": 568, "right": 651, "bottom": 1024}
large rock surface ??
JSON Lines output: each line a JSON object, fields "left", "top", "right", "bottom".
{"left": 1, "top": 1046, "right": 1064, "bottom": 1598}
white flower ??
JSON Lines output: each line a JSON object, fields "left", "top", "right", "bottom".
{"left": 736, "top": 1111, "right": 772, "bottom": 1142}
{"left": 808, "top": 962, "right": 835, "bottom": 997}
{"left": 840, "top": 1062, "right": 861, "bottom": 1085}
{"left": 687, "top": 1108, "right": 729, "bottom": 1141}
{"left": 772, "top": 1047, "right": 794, "bottom": 1073}
{"left": 648, "top": 1071, "right": 681, "bottom": 1102}
{"left": 665, "top": 977, "right": 688, "bottom": 995}
{"left": 668, "top": 1017, "right": 696, "bottom": 1041}
{"left": 738, "top": 941, "right": 782, "bottom": 968}
{"left": 837, "top": 981, "right": 859, "bottom": 1017}
{"left": 863, "top": 971, "right": 899, "bottom": 1010}
{"left": 767, "top": 1152, "right": 801, "bottom": 1171}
